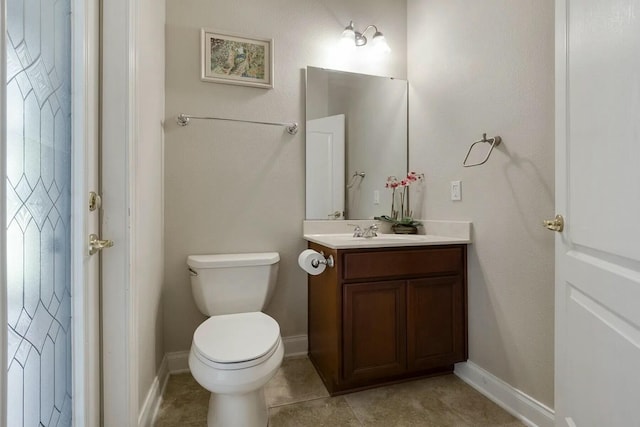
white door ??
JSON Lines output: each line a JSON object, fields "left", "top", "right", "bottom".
{"left": 554, "top": 1, "right": 640, "bottom": 426}
{"left": 306, "top": 114, "right": 345, "bottom": 219}
{"left": 3, "top": 0, "right": 101, "bottom": 424}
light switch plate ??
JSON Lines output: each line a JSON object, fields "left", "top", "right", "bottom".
{"left": 451, "top": 180, "right": 462, "bottom": 201}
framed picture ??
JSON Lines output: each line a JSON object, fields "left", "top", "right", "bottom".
{"left": 201, "top": 29, "right": 274, "bottom": 89}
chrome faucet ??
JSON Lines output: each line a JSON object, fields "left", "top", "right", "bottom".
{"left": 349, "top": 223, "right": 378, "bottom": 238}
{"left": 350, "top": 224, "right": 364, "bottom": 237}
{"left": 362, "top": 223, "right": 379, "bottom": 238}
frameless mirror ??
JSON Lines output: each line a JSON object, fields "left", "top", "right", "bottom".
{"left": 305, "top": 66, "right": 408, "bottom": 220}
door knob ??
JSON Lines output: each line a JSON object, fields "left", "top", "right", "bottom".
{"left": 543, "top": 214, "right": 564, "bottom": 232}
{"left": 89, "top": 233, "right": 114, "bottom": 255}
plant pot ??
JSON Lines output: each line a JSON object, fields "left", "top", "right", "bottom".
{"left": 392, "top": 224, "right": 418, "bottom": 234}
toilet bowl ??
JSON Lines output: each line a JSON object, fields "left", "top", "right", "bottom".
{"left": 188, "top": 312, "right": 284, "bottom": 427}
{"left": 186, "top": 253, "right": 282, "bottom": 427}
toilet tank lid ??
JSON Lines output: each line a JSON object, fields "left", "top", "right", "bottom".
{"left": 187, "top": 252, "right": 280, "bottom": 269}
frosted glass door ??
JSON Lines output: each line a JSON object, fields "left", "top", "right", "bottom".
{"left": 6, "top": 0, "right": 73, "bottom": 425}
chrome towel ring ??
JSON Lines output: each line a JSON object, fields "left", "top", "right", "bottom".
{"left": 462, "top": 133, "right": 502, "bottom": 167}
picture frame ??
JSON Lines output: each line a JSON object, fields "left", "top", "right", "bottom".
{"left": 201, "top": 28, "right": 274, "bottom": 89}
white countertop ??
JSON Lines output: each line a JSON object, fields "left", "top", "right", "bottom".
{"left": 302, "top": 220, "right": 472, "bottom": 249}
{"left": 304, "top": 233, "right": 470, "bottom": 249}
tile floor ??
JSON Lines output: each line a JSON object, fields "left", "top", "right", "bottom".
{"left": 155, "top": 357, "right": 526, "bottom": 427}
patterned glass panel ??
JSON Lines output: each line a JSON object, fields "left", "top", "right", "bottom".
{"left": 6, "top": 0, "right": 73, "bottom": 425}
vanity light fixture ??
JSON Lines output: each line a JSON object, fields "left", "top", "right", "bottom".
{"left": 340, "top": 20, "right": 391, "bottom": 53}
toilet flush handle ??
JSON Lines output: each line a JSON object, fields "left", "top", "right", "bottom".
{"left": 188, "top": 267, "right": 198, "bottom": 276}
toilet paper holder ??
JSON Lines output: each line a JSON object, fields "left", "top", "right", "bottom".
{"left": 312, "top": 251, "right": 335, "bottom": 269}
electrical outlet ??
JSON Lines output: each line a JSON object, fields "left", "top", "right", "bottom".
{"left": 374, "top": 190, "right": 380, "bottom": 205}
{"left": 451, "top": 181, "right": 462, "bottom": 201}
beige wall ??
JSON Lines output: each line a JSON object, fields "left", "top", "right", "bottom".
{"left": 135, "top": 0, "right": 165, "bottom": 410}
{"left": 164, "top": 0, "right": 407, "bottom": 352}
{"left": 407, "top": 0, "right": 555, "bottom": 407}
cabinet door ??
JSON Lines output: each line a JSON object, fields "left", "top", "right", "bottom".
{"left": 343, "top": 281, "right": 406, "bottom": 383}
{"left": 407, "top": 276, "right": 466, "bottom": 371}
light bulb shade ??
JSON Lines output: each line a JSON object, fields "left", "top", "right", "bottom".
{"left": 339, "top": 28, "right": 356, "bottom": 50}
{"left": 341, "top": 21, "right": 355, "bottom": 40}
{"left": 339, "top": 21, "right": 356, "bottom": 50}
{"left": 341, "top": 28, "right": 355, "bottom": 40}
{"left": 371, "top": 32, "right": 391, "bottom": 53}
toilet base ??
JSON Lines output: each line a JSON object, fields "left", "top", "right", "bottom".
{"left": 207, "top": 388, "right": 268, "bottom": 427}
{"left": 188, "top": 323, "right": 284, "bottom": 427}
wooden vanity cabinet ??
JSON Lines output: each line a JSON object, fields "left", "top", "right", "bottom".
{"left": 343, "top": 280, "right": 407, "bottom": 383}
{"left": 307, "top": 242, "right": 467, "bottom": 395}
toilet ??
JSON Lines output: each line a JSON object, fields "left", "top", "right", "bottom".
{"left": 187, "top": 252, "right": 283, "bottom": 427}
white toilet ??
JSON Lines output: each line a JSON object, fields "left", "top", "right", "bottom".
{"left": 187, "top": 252, "right": 284, "bottom": 427}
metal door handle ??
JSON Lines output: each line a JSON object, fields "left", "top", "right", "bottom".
{"left": 328, "top": 210, "right": 342, "bottom": 219}
{"left": 543, "top": 214, "right": 564, "bottom": 232}
{"left": 89, "top": 233, "right": 114, "bottom": 255}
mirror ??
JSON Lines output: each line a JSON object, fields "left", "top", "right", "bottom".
{"left": 305, "top": 66, "right": 408, "bottom": 220}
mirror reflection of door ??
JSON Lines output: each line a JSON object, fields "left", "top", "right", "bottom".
{"left": 306, "top": 115, "right": 345, "bottom": 220}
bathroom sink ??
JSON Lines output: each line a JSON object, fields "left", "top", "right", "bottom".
{"left": 303, "top": 233, "right": 470, "bottom": 249}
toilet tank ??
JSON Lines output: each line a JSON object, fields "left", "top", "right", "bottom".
{"left": 187, "top": 252, "right": 280, "bottom": 316}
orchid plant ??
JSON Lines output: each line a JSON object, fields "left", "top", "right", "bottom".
{"left": 376, "top": 171, "right": 425, "bottom": 227}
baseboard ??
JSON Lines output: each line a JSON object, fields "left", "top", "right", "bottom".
{"left": 166, "top": 350, "right": 191, "bottom": 373}
{"left": 138, "top": 355, "right": 170, "bottom": 427}
{"left": 282, "top": 334, "right": 308, "bottom": 358}
{"left": 164, "top": 334, "right": 309, "bottom": 375}
{"left": 454, "top": 361, "right": 555, "bottom": 427}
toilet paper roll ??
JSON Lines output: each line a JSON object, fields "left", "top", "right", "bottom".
{"left": 298, "top": 249, "right": 327, "bottom": 275}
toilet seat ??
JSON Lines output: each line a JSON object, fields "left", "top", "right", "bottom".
{"left": 192, "top": 312, "right": 280, "bottom": 370}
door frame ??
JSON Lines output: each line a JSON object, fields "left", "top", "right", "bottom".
{"left": 100, "top": 0, "right": 138, "bottom": 424}
{"left": 71, "top": 0, "right": 101, "bottom": 424}
{"left": 554, "top": 0, "right": 568, "bottom": 421}
{"left": 0, "top": 0, "right": 8, "bottom": 423}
